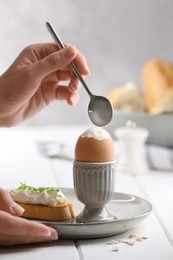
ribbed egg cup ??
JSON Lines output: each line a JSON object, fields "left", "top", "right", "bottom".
{"left": 73, "top": 161, "right": 115, "bottom": 223}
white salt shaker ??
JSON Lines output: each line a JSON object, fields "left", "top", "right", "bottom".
{"left": 114, "top": 121, "right": 149, "bottom": 175}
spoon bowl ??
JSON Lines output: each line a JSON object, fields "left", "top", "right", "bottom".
{"left": 88, "top": 95, "right": 113, "bottom": 127}
{"left": 46, "top": 22, "right": 113, "bottom": 126}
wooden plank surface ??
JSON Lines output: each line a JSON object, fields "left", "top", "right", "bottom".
{"left": 0, "top": 241, "right": 79, "bottom": 260}
{"left": 136, "top": 171, "right": 173, "bottom": 246}
{"left": 77, "top": 215, "right": 173, "bottom": 260}
{"left": 0, "top": 127, "right": 56, "bottom": 189}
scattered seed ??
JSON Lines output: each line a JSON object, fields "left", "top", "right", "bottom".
{"left": 136, "top": 237, "right": 143, "bottom": 242}
{"left": 114, "top": 215, "right": 121, "bottom": 220}
{"left": 106, "top": 233, "right": 149, "bottom": 252}
{"left": 128, "top": 233, "right": 138, "bottom": 239}
{"left": 141, "top": 235, "right": 149, "bottom": 240}
{"left": 112, "top": 247, "right": 119, "bottom": 252}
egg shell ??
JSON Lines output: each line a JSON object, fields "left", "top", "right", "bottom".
{"left": 75, "top": 136, "right": 115, "bottom": 162}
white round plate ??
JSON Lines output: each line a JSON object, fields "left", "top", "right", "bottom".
{"left": 40, "top": 188, "right": 152, "bottom": 239}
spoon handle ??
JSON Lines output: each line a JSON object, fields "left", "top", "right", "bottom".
{"left": 46, "top": 22, "right": 92, "bottom": 97}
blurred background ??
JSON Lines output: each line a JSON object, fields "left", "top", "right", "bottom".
{"left": 0, "top": 0, "right": 172, "bottom": 126}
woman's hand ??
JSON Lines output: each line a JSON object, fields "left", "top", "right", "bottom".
{"left": 0, "top": 188, "right": 58, "bottom": 246}
{"left": 0, "top": 43, "right": 90, "bottom": 127}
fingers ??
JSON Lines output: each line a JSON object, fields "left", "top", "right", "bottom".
{"left": 29, "top": 42, "right": 89, "bottom": 107}
{"left": 0, "top": 188, "right": 24, "bottom": 216}
{"left": 33, "top": 45, "right": 77, "bottom": 77}
{"left": 57, "top": 74, "right": 81, "bottom": 105}
{"left": 73, "top": 50, "right": 90, "bottom": 76}
{"left": 54, "top": 86, "right": 80, "bottom": 105}
{"left": 68, "top": 74, "right": 80, "bottom": 94}
{"left": 0, "top": 225, "right": 57, "bottom": 246}
{"left": 30, "top": 43, "right": 90, "bottom": 79}
{"left": 0, "top": 211, "right": 54, "bottom": 236}
{"left": 0, "top": 234, "right": 53, "bottom": 246}
{"left": 0, "top": 211, "right": 58, "bottom": 246}
{"left": 41, "top": 73, "right": 81, "bottom": 106}
{"left": 67, "top": 93, "right": 80, "bottom": 106}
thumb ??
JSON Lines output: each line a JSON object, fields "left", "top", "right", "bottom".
{"left": 34, "top": 45, "right": 77, "bottom": 77}
{"left": 0, "top": 188, "right": 24, "bottom": 216}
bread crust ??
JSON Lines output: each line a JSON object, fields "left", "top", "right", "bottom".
{"left": 18, "top": 202, "right": 76, "bottom": 221}
{"left": 141, "top": 59, "right": 173, "bottom": 113}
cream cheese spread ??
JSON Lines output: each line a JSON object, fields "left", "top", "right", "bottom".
{"left": 81, "top": 126, "right": 110, "bottom": 140}
{"left": 12, "top": 184, "right": 66, "bottom": 207}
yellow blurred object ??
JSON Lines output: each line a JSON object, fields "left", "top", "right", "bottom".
{"left": 141, "top": 59, "right": 173, "bottom": 114}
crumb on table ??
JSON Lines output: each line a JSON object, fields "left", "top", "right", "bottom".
{"left": 106, "top": 233, "right": 149, "bottom": 252}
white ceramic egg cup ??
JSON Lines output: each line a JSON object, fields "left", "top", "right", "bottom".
{"left": 73, "top": 161, "right": 115, "bottom": 223}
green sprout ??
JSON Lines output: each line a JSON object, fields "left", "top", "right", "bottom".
{"left": 17, "top": 183, "right": 62, "bottom": 198}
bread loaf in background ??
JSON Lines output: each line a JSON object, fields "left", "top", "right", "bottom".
{"left": 141, "top": 59, "right": 173, "bottom": 114}
{"left": 107, "top": 82, "right": 145, "bottom": 113}
{"left": 107, "top": 59, "right": 173, "bottom": 115}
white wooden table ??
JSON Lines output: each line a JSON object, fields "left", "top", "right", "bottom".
{"left": 0, "top": 125, "right": 173, "bottom": 260}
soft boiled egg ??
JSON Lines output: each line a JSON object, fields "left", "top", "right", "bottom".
{"left": 75, "top": 127, "right": 115, "bottom": 163}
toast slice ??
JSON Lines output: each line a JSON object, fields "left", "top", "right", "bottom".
{"left": 11, "top": 183, "right": 76, "bottom": 221}
{"left": 18, "top": 201, "right": 76, "bottom": 221}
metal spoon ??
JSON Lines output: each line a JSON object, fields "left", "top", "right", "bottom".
{"left": 46, "top": 22, "right": 113, "bottom": 127}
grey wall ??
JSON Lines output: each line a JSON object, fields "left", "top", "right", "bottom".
{"left": 0, "top": 0, "right": 173, "bottom": 125}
